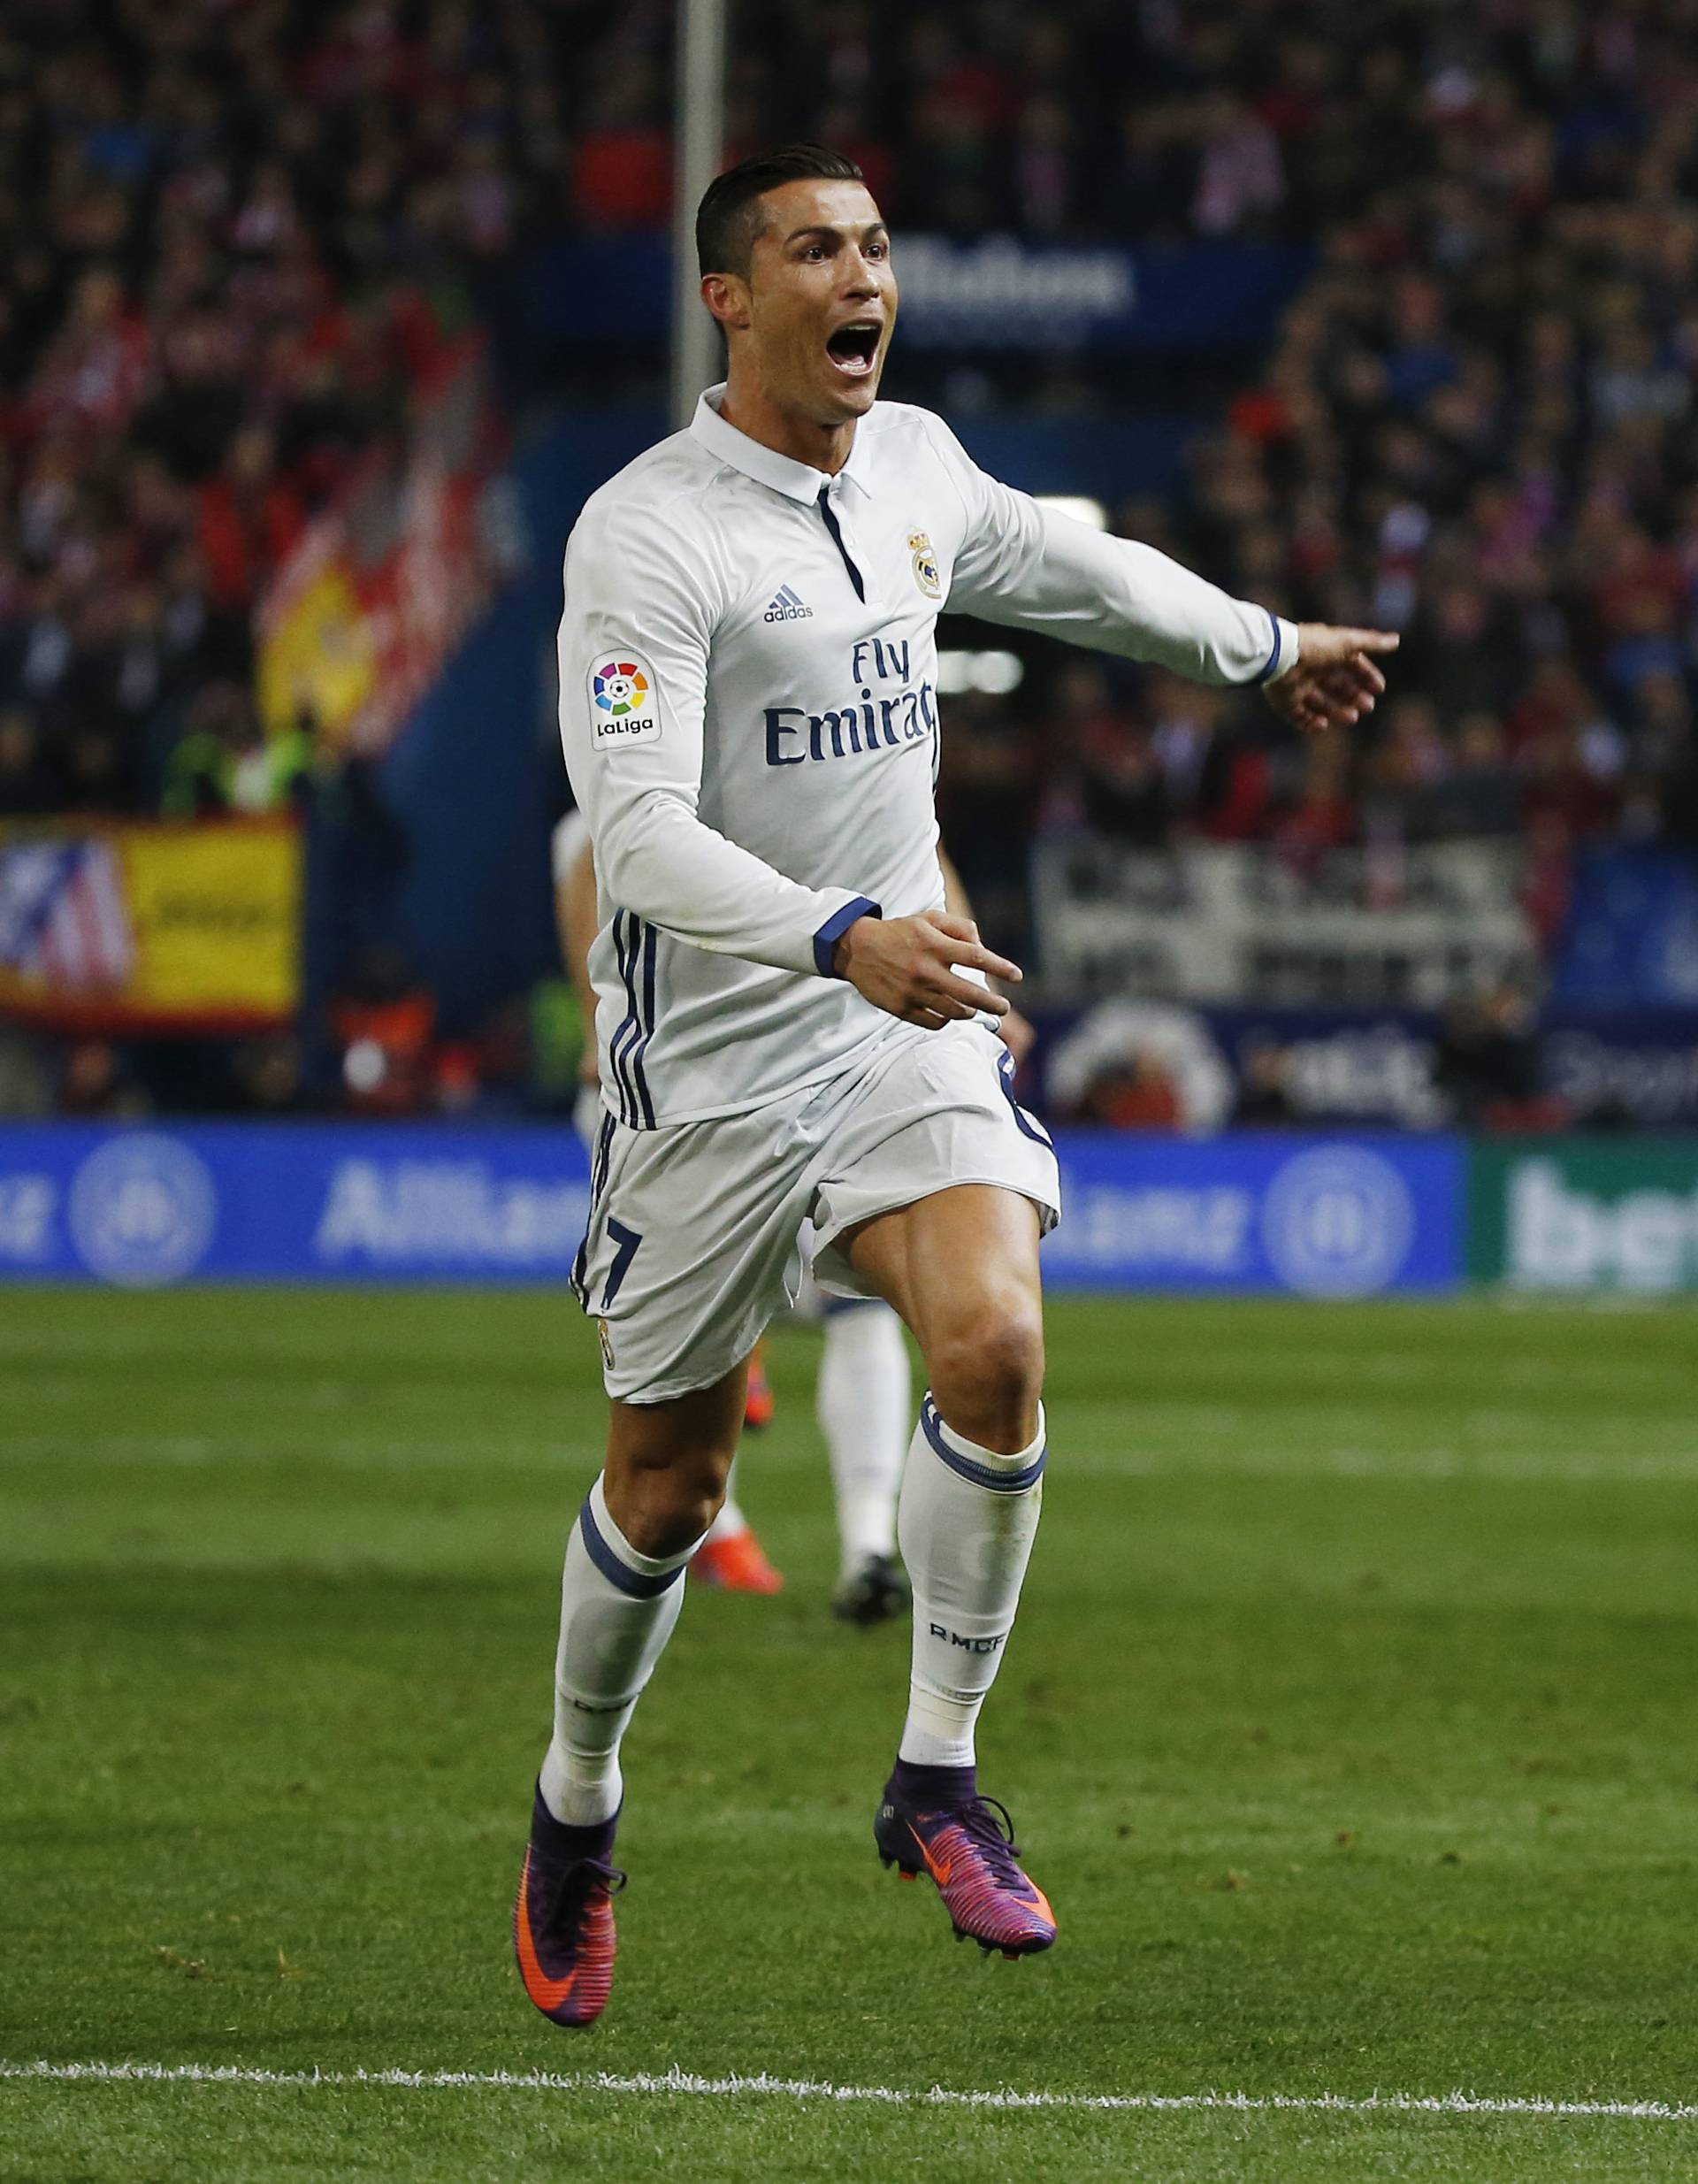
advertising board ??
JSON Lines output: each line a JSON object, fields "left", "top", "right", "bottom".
{"left": 1046, "top": 1134, "right": 1462, "bottom": 1297}
{"left": 0, "top": 1124, "right": 1463, "bottom": 1297}
{"left": 1470, "top": 1140, "right": 1698, "bottom": 1295}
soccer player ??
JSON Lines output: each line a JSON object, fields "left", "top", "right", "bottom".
{"left": 516, "top": 144, "right": 1395, "bottom": 2027}
{"left": 555, "top": 816, "right": 1031, "bottom": 1621}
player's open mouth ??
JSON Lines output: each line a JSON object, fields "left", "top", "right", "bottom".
{"left": 826, "top": 322, "right": 881, "bottom": 376}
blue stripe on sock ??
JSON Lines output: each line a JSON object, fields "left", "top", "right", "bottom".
{"left": 920, "top": 1394, "right": 1046, "bottom": 1493}
{"left": 577, "top": 1498, "right": 687, "bottom": 1599}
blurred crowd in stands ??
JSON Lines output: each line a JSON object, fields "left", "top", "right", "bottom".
{"left": 4, "top": 0, "right": 1698, "bottom": 1118}
{"left": 0, "top": 0, "right": 501, "bottom": 824}
{"left": 4, "top": 2, "right": 1698, "bottom": 799}
{"left": 921, "top": 0, "right": 1698, "bottom": 946}
{"left": 4, "top": 2, "right": 1697, "bottom": 865}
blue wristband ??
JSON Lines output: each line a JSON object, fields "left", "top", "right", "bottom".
{"left": 1254, "top": 610, "right": 1285, "bottom": 685}
{"left": 814, "top": 896, "right": 882, "bottom": 977}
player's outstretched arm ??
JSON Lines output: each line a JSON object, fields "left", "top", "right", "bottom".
{"left": 832, "top": 910, "right": 1019, "bottom": 1032}
{"left": 927, "top": 414, "right": 1397, "bottom": 699}
{"left": 1261, "top": 624, "right": 1399, "bottom": 734}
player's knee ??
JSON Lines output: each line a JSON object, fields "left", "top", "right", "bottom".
{"left": 612, "top": 1445, "right": 731, "bottom": 1558}
{"left": 929, "top": 1293, "right": 1044, "bottom": 1454}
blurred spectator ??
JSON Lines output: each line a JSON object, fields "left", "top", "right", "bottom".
{"left": 1434, "top": 714, "right": 1521, "bottom": 838}
{"left": 162, "top": 680, "right": 309, "bottom": 817}
{"left": 574, "top": 66, "right": 672, "bottom": 230}
{"left": 0, "top": 708, "right": 63, "bottom": 813}
{"left": 232, "top": 1031, "right": 305, "bottom": 1116}
{"left": 1076, "top": 680, "right": 1170, "bottom": 847}
{"left": 1662, "top": 725, "right": 1698, "bottom": 848}
{"left": 1081, "top": 1051, "right": 1184, "bottom": 1130}
{"left": 1046, "top": 1000, "right": 1235, "bottom": 1134}
{"left": 57, "top": 1038, "right": 149, "bottom": 1120}
{"left": 1272, "top": 734, "right": 1354, "bottom": 873}
{"left": 933, "top": 687, "right": 1036, "bottom": 956}
{"left": 0, "top": 1026, "right": 52, "bottom": 1116}
{"left": 1435, "top": 983, "right": 1566, "bottom": 1135}
{"left": 1231, "top": 1038, "right": 1299, "bottom": 1128}
{"left": 330, "top": 944, "right": 437, "bottom": 1117}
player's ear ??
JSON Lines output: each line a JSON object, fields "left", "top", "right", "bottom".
{"left": 701, "top": 272, "right": 752, "bottom": 334}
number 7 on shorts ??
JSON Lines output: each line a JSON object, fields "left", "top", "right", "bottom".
{"left": 601, "top": 1219, "right": 643, "bottom": 1308}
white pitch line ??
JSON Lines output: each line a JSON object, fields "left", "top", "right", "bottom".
{"left": 2, "top": 2060, "right": 1694, "bottom": 2123}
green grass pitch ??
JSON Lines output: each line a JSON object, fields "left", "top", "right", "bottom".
{"left": 2, "top": 1286, "right": 1696, "bottom": 2181}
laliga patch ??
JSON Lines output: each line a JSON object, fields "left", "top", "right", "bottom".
{"left": 588, "top": 651, "right": 662, "bottom": 750}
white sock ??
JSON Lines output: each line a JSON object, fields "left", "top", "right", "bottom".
{"left": 897, "top": 1395, "right": 1045, "bottom": 1770}
{"left": 703, "top": 1456, "right": 747, "bottom": 1544}
{"left": 539, "top": 1474, "right": 703, "bottom": 1826}
{"left": 818, "top": 1301, "right": 910, "bottom": 1575}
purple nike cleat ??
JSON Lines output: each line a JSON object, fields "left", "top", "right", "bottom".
{"left": 513, "top": 1786, "right": 625, "bottom": 2027}
{"left": 875, "top": 1759, "right": 1057, "bottom": 1958}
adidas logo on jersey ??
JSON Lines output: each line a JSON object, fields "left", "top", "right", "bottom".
{"left": 763, "top": 585, "right": 813, "bottom": 622}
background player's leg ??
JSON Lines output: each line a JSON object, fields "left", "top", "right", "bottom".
{"left": 845, "top": 1187, "right": 1045, "bottom": 1769}
{"left": 696, "top": 1344, "right": 785, "bottom": 1593}
{"left": 818, "top": 1299, "right": 911, "bottom": 1613}
{"left": 701, "top": 1460, "right": 750, "bottom": 1546}
{"left": 695, "top": 1455, "right": 784, "bottom": 1592}
{"left": 539, "top": 1364, "right": 746, "bottom": 1826}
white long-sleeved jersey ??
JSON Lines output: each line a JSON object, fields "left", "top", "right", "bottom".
{"left": 558, "top": 387, "right": 1296, "bottom": 1127}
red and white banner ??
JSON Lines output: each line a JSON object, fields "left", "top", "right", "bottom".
{"left": 258, "top": 338, "right": 504, "bottom": 758}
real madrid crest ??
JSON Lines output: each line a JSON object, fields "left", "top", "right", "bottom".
{"left": 908, "top": 529, "right": 942, "bottom": 599}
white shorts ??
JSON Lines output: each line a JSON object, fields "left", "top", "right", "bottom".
{"left": 571, "top": 1020, "right": 1060, "bottom": 1403}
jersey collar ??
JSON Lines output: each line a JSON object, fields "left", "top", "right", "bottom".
{"left": 692, "top": 385, "right": 874, "bottom": 503}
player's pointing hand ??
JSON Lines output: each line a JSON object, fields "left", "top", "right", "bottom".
{"left": 833, "top": 910, "right": 1021, "bottom": 1031}
{"left": 1265, "top": 624, "right": 1399, "bottom": 736}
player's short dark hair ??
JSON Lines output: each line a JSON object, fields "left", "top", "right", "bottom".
{"left": 696, "top": 143, "right": 865, "bottom": 279}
